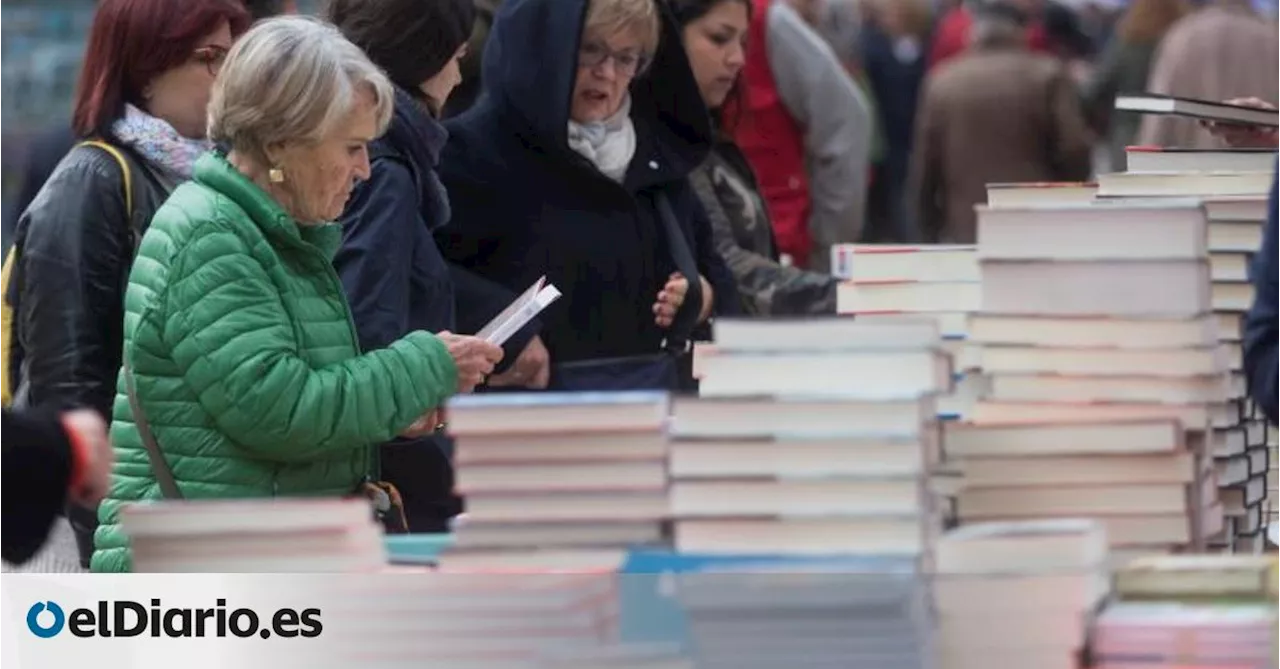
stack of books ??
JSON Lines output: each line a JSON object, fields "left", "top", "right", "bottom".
{"left": 535, "top": 643, "right": 695, "bottom": 669}
{"left": 1093, "top": 554, "right": 1279, "bottom": 668}
{"left": 678, "top": 317, "right": 950, "bottom": 556}
{"left": 323, "top": 569, "right": 625, "bottom": 667}
{"left": 441, "top": 392, "right": 671, "bottom": 561}
{"left": 955, "top": 196, "right": 1225, "bottom": 558}
{"left": 1103, "top": 147, "right": 1274, "bottom": 554}
{"left": 120, "top": 498, "right": 386, "bottom": 572}
{"left": 1269, "top": 425, "right": 1278, "bottom": 536}
{"left": 985, "top": 181, "right": 1098, "bottom": 208}
{"left": 935, "top": 519, "right": 1110, "bottom": 669}
{"left": 830, "top": 244, "right": 982, "bottom": 420}
{"left": 626, "top": 551, "right": 934, "bottom": 669}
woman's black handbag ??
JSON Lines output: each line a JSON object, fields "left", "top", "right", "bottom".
{"left": 548, "top": 192, "right": 703, "bottom": 392}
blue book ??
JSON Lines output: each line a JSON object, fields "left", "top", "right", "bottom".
{"left": 617, "top": 548, "right": 917, "bottom": 647}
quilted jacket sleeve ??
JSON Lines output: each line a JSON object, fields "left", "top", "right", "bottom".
{"left": 162, "top": 224, "right": 458, "bottom": 462}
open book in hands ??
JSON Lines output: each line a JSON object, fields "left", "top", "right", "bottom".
{"left": 475, "top": 276, "right": 562, "bottom": 346}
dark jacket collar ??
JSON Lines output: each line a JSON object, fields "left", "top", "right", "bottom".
{"left": 383, "top": 87, "right": 449, "bottom": 172}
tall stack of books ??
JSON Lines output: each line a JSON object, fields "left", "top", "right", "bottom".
{"left": 324, "top": 570, "right": 626, "bottom": 667}
{"left": 1206, "top": 187, "right": 1271, "bottom": 553}
{"left": 935, "top": 519, "right": 1110, "bottom": 669}
{"left": 678, "top": 317, "right": 951, "bottom": 557}
{"left": 1102, "top": 147, "right": 1274, "bottom": 553}
{"left": 621, "top": 550, "right": 934, "bottom": 669}
{"left": 956, "top": 197, "right": 1225, "bottom": 558}
{"left": 121, "top": 498, "right": 386, "bottom": 572}
{"left": 1269, "top": 425, "right": 1278, "bottom": 537}
{"left": 535, "top": 643, "right": 695, "bottom": 669}
{"left": 1093, "top": 554, "right": 1279, "bottom": 668}
{"left": 831, "top": 244, "right": 982, "bottom": 420}
{"left": 677, "top": 556, "right": 934, "bottom": 669}
{"left": 440, "top": 391, "right": 671, "bottom": 564}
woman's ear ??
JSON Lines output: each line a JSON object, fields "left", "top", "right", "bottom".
{"left": 262, "top": 141, "right": 289, "bottom": 169}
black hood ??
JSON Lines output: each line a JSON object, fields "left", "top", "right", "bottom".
{"left": 478, "top": 0, "right": 711, "bottom": 177}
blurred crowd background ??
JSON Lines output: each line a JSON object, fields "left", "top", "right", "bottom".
{"left": 3, "top": 0, "right": 1276, "bottom": 249}
{"left": 0, "top": 0, "right": 330, "bottom": 214}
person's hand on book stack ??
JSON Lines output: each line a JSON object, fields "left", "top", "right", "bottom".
{"left": 1201, "top": 97, "right": 1278, "bottom": 148}
{"left": 435, "top": 331, "right": 504, "bottom": 392}
{"left": 488, "top": 335, "right": 551, "bottom": 389}
{"left": 62, "top": 409, "right": 113, "bottom": 507}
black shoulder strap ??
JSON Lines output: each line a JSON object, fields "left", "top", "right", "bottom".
{"left": 654, "top": 191, "right": 703, "bottom": 350}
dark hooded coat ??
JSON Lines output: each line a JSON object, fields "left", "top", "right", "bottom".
{"left": 438, "top": 0, "right": 741, "bottom": 386}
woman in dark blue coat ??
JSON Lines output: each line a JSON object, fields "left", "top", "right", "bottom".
{"left": 329, "top": 0, "right": 548, "bottom": 532}
{"left": 439, "top": 0, "right": 740, "bottom": 391}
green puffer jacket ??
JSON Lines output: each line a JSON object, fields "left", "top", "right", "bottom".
{"left": 91, "top": 153, "right": 458, "bottom": 573}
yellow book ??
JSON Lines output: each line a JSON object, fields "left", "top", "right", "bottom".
{"left": 1115, "top": 555, "right": 1279, "bottom": 601}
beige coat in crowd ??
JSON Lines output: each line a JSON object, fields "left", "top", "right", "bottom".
{"left": 1137, "top": 3, "right": 1280, "bottom": 148}
{"left": 909, "top": 48, "right": 1094, "bottom": 243}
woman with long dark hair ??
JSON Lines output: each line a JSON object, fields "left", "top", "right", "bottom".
{"left": 670, "top": 0, "right": 837, "bottom": 315}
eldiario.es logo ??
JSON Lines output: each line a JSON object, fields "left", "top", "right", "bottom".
{"left": 26, "top": 599, "right": 322, "bottom": 639}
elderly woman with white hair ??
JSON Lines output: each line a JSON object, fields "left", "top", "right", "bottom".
{"left": 91, "top": 16, "right": 502, "bottom": 573}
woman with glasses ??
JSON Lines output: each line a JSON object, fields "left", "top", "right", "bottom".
{"left": 7, "top": 0, "right": 251, "bottom": 570}
{"left": 439, "top": 0, "right": 740, "bottom": 392}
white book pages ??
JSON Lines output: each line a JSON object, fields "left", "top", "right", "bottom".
{"left": 476, "top": 275, "right": 562, "bottom": 345}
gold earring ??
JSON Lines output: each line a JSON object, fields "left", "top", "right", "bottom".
{"left": 268, "top": 168, "right": 285, "bottom": 183}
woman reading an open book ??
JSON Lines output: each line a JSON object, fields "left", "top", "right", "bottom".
{"left": 91, "top": 17, "right": 502, "bottom": 572}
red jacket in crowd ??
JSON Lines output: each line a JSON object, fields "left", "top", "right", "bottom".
{"left": 732, "top": 0, "right": 813, "bottom": 267}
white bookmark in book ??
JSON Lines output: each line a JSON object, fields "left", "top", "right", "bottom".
{"left": 475, "top": 275, "right": 562, "bottom": 346}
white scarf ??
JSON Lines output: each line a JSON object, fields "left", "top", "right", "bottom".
{"left": 567, "top": 95, "right": 637, "bottom": 183}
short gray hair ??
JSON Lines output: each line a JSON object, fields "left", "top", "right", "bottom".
{"left": 208, "top": 16, "right": 395, "bottom": 164}
{"left": 970, "top": 13, "right": 1027, "bottom": 48}
{"left": 585, "top": 0, "right": 661, "bottom": 58}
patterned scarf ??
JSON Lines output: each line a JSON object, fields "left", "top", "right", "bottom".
{"left": 111, "top": 104, "right": 211, "bottom": 180}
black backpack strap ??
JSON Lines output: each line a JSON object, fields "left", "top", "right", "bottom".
{"left": 654, "top": 191, "right": 703, "bottom": 352}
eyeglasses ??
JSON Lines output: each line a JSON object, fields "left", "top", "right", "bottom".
{"left": 577, "top": 42, "right": 648, "bottom": 76}
{"left": 192, "top": 45, "right": 230, "bottom": 76}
